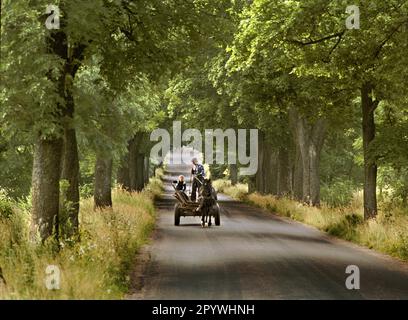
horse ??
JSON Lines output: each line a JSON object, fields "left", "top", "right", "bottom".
{"left": 196, "top": 178, "right": 217, "bottom": 227}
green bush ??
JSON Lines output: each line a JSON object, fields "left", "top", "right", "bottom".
{"left": 326, "top": 213, "right": 364, "bottom": 239}
{"left": 209, "top": 164, "right": 227, "bottom": 180}
{"left": 0, "top": 190, "right": 14, "bottom": 219}
{"left": 321, "top": 179, "right": 357, "bottom": 207}
{"left": 79, "top": 183, "right": 94, "bottom": 199}
{"left": 392, "top": 232, "right": 408, "bottom": 260}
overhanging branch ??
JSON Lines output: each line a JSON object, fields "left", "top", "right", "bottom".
{"left": 290, "top": 31, "right": 345, "bottom": 46}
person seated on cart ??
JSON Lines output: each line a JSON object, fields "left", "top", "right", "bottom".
{"left": 175, "top": 175, "right": 189, "bottom": 202}
{"left": 191, "top": 157, "right": 205, "bottom": 202}
{"left": 175, "top": 175, "right": 187, "bottom": 192}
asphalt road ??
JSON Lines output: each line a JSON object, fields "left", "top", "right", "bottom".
{"left": 128, "top": 164, "right": 408, "bottom": 300}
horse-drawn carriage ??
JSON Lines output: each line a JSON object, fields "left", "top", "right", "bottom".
{"left": 172, "top": 179, "right": 221, "bottom": 227}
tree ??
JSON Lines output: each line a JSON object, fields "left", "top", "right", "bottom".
{"left": 2, "top": 0, "right": 237, "bottom": 240}
{"left": 276, "top": 0, "right": 408, "bottom": 217}
{"left": 221, "top": 0, "right": 408, "bottom": 213}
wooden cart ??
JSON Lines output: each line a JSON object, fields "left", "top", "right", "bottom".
{"left": 171, "top": 181, "right": 221, "bottom": 226}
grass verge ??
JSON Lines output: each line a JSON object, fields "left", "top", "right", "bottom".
{"left": 213, "top": 179, "right": 408, "bottom": 262}
{"left": 0, "top": 177, "right": 163, "bottom": 299}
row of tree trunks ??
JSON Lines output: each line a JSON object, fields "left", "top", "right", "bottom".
{"left": 93, "top": 134, "right": 153, "bottom": 209}
{"left": 264, "top": 142, "right": 279, "bottom": 195}
{"left": 287, "top": 109, "right": 327, "bottom": 206}
{"left": 252, "top": 132, "right": 291, "bottom": 195}
{"left": 252, "top": 95, "right": 378, "bottom": 217}
{"left": 247, "top": 113, "right": 326, "bottom": 207}
{"left": 117, "top": 133, "right": 149, "bottom": 192}
{"left": 294, "top": 113, "right": 327, "bottom": 206}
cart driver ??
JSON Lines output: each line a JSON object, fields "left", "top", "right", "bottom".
{"left": 190, "top": 157, "right": 205, "bottom": 202}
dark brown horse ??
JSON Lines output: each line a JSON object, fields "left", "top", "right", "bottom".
{"left": 197, "top": 178, "right": 217, "bottom": 227}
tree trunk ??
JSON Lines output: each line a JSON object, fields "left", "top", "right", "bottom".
{"left": 229, "top": 164, "right": 238, "bottom": 185}
{"left": 309, "top": 142, "right": 322, "bottom": 206}
{"left": 117, "top": 135, "right": 147, "bottom": 192}
{"left": 277, "top": 148, "right": 290, "bottom": 196}
{"left": 361, "top": 82, "right": 378, "bottom": 219}
{"left": 254, "top": 132, "right": 282, "bottom": 195}
{"left": 144, "top": 156, "right": 150, "bottom": 184}
{"left": 94, "top": 155, "right": 113, "bottom": 209}
{"left": 293, "top": 143, "right": 303, "bottom": 200}
{"left": 136, "top": 153, "right": 145, "bottom": 191}
{"left": 289, "top": 108, "right": 303, "bottom": 201}
{"left": 295, "top": 114, "right": 327, "bottom": 206}
{"left": 297, "top": 116, "right": 311, "bottom": 204}
{"left": 59, "top": 44, "right": 85, "bottom": 237}
{"left": 117, "top": 142, "right": 131, "bottom": 190}
{"left": 31, "top": 137, "right": 63, "bottom": 241}
{"left": 248, "top": 176, "right": 256, "bottom": 194}
{"left": 129, "top": 137, "right": 137, "bottom": 191}
{"left": 127, "top": 133, "right": 147, "bottom": 192}
{"left": 264, "top": 144, "right": 278, "bottom": 195}
{"left": 60, "top": 94, "right": 80, "bottom": 236}
{"left": 255, "top": 132, "right": 265, "bottom": 193}
{"left": 49, "top": 12, "right": 84, "bottom": 239}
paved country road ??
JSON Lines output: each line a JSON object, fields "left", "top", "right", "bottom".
{"left": 128, "top": 164, "right": 408, "bottom": 300}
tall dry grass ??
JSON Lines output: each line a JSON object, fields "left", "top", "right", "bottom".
{"left": 213, "top": 180, "right": 248, "bottom": 199}
{"left": 0, "top": 178, "right": 163, "bottom": 299}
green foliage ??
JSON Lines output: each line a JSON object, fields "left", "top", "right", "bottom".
{"left": 79, "top": 184, "right": 94, "bottom": 200}
{"left": 209, "top": 164, "right": 228, "bottom": 180}
{"left": 0, "top": 145, "right": 33, "bottom": 199}
{"left": 326, "top": 214, "right": 364, "bottom": 239}
{"left": 1, "top": 0, "right": 65, "bottom": 138}
{"left": 0, "top": 191, "right": 14, "bottom": 220}
{"left": 58, "top": 179, "right": 76, "bottom": 239}
{"left": 321, "top": 179, "right": 356, "bottom": 208}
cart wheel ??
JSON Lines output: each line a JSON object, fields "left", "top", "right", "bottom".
{"left": 214, "top": 204, "right": 221, "bottom": 226}
{"left": 215, "top": 212, "right": 220, "bottom": 226}
{"left": 174, "top": 204, "right": 181, "bottom": 226}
